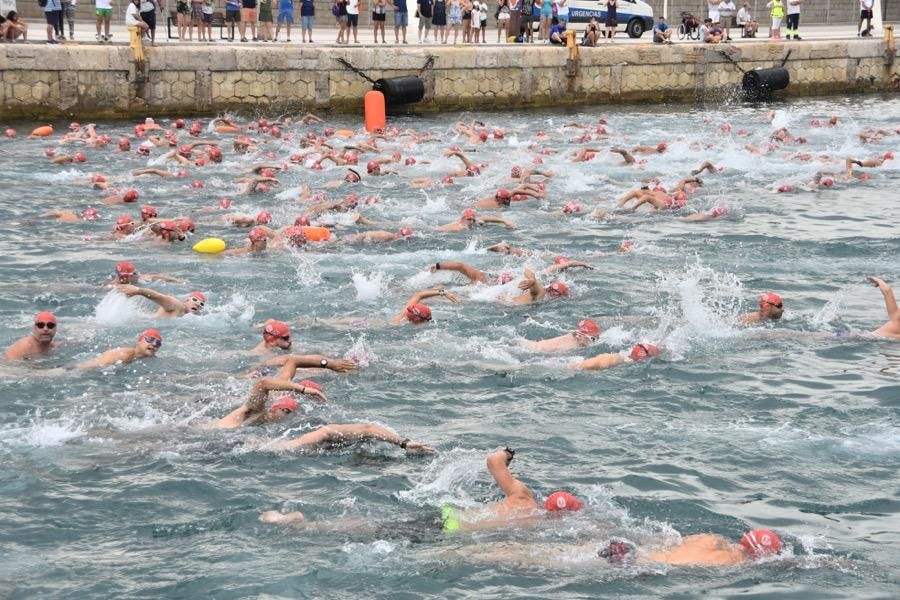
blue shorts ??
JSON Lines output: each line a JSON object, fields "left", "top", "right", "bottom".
{"left": 301, "top": 14, "right": 314, "bottom": 28}
{"left": 277, "top": 9, "right": 293, "bottom": 22}
{"left": 394, "top": 11, "right": 408, "bottom": 26}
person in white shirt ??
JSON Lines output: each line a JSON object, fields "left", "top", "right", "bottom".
{"left": 785, "top": 0, "right": 801, "bottom": 40}
{"left": 347, "top": 0, "right": 360, "bottom": 41}
{"left": 470, "top": 0, "right": 481, "bottom": 42}
{"left": 125, "top": 0, "right": 150, "bottom": 34}
{"left": 555, "top": 0, "right": 567, "bottom": 25}
{"left": 717, "top": 0, "right": 735, "bottom": 40}
{"left": 707, "top": 0, "right": 719, "bottom": 24}
{"left": 858, "top": 0, "right": 873, "bottom": 36}
{"left": 737, "top": 2, "right": 757, "bottom": 37}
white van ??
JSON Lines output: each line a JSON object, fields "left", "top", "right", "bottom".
{"left": 532, "top": 0, "right": 655, "bottom": 38}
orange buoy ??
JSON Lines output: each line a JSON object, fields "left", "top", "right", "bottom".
{"left": 30, "top": 125, "right": 53, "bottom": 137}
{"left": 364, "top": 91, "right": 386, "bottom": 134}
{"left": 215, "top": 125, "right": 239, "bottom": 134}
{"left": 299, "top": 226, "right": 331, "bottom": 242}
{"left": 333, "top": 129, "right": 355, "bottom": 138}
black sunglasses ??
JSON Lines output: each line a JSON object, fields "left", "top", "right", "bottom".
{"left": 35, "top": 322, "right": 56, "bottom": 330}
{"left": 765, "top": 302, "right": 784, "bottom": 309}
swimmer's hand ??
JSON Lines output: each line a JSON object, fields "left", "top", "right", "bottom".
{"left": 403, "top": 441, "right": 435, "bottom": 455}
{"left": 115, "top": 284, "right": 140, "bottom": 296}
{"left": 258, "top": 510, "right": 305, "bottom": 524}
{"left": 442, "top": 291, "right": 461, "bottom": 304}
{"left": 302, "top": 387, "right": 328, "bottom": 402}
{"left": 867, "top": 275, "right": 887, "bottom": 289}
{"left": 327, "top": 358, "right": 357, "bottom": 373}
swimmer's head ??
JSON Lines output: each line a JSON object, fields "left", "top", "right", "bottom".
{"left": 709, "top": 207, "right": 728, "bottom": 218}
{"left": 5, "top": 128, "right": 16, "bottom": 138}
{"left": 406, "top": 303, "right": 433, "bottom": 324}
{"left": 478, "top": 130, "right": 489, "bottom": 142}
{"left": 740, "top": 529, "right": 782, "bottom": 558}
{"left": 510, "top": 165, "right": 523, "bottom": 178}
{"left": 759, "top": 292, "right": 783, "bottom": 319}
{"left": 397, "top": 227, "right": 414, "bottom": 238}
{"left": 178, "top": 145, "right": 192, "bottom": 159}
{"left": 137, "top": 141, "right": 153, "bottom": 155}
{"left": 249, "top": 227, "right": 268, "bottom": 249}
{"left": 283, "top": 226, "right": 307, "bottom": 247}
{"left": 630, "top": 343, "right": 660, "bottom": 362}
{"left": 441, "top": 175, "right": 455, "bottom": 185}
{"left": 294, "top": 215, "right": 311, "bottom": 227}
{"left": 175, "top": 118, "right": 185, "bottom": 129}
{"left": 563, "top": 201, "right": 583, "bottom": 214}
{"left": 33, "top": 311, "right": 58, "bottom": 342}
{"left": 184, "top": 291, "right": 206, "bottom": 313}
{"left": 553, "top": 257, "right": 570, "bottom": 266}
{"left": 821, "top": 177, "right": 834, "bottom": 187}
{"left": 81, "top": 208, "right": 100, "bottom": 221}
{"left": 618, "top": 241, "right": 634, "bottom": 252}
{"left": 546, "top": 282, "right": 569, "bottom": 298}
{"left": 574, "top": 319, "right": 600, "bottom": 345}
{"left": 496, "top": 272, "right": 515, "bottom": 285}
{"left": 884, "top": 152, "right": 894, "bottom": 160}
{"left": 260, "top": 168, "right": 276, "bottom": 179}
{"left": 157, "top": 220, "right": 185, "bottom": 241}
{"left": 263, "top": 320, "right": 292, "bottom": 349}
{"left": 207, "top": 147, "right": 222, "bottom": 162}
{"left": 267, "top": 396, "right": 298, "bottom": 421}
{"left": 177, "top": 219, "right": 195, "bottom": 234}
{"left": 116, "top": 261, "right": 138, "bottom": 283}
{"left": 342, "top": 194, "right": 359, "bottom": 209}
{"left": 829, "top": 115, "right": 838, "bottom": 125}
{"left": 117, "top": 137, "right": 131, "bottom": 151}
{"left": 366, "top": 161, "right": 381, "bottom": 175}
{"left": 345, "top": 168, "right": 361, "bottom": 183}
{"left": 656, "top": 143, "right": 667, "bottom": 153}
{"left": 672, "top": 191, "right": 687, "bottom": 207}
{"left": 404, "top": 157, "right": 416, "bottom": 166}
{"left": 140, "top": 205, "right": 157, "bottom": 221}
{"left": 137, "top": 327, "right": 162, "bottom": 355}
{"left": 115, "top": 215, "right": 135, "bottom": 233}
{"left": 495, "top": 188, "right": 512, "bottom": 204}
{"left": 544, "top": 491, "right": 584, "bottom": 512}
{"left": 466, "top": 164, "right": 481, "bottom": 177}
{"left": 122, "top": 189, "right": 139, "bottom": 203}
{"left": 73, "top": 152, "right": 87, "bottom": 163}
{"left": 493, "top": 129, "right": 504, "bottom": 139}
{"left": 460, "top": 209, "right": 477, "bottom": 225}
{"left": 256, "top": 211, "right": 272, "bottom": 225}
{"left": 69, "top": 122, "right": 81, "bottom": 132}
{"left": 777, "top": 184, "right": 793, "bottom": 193}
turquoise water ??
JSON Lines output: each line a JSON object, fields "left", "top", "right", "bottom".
{"left": 1, "top": 97, "right": 899, "bottom": 599}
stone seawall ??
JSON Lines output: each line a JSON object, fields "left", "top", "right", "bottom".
{"left": 0, "top": 41, "right": 897, "bottom": 119}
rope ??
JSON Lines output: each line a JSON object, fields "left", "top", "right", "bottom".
{"left": 335, "top": 57, "right": 378, "bottom": 85}
{"left": 418, "top": 55, "right": 436, "bottom": 77}
{"left": 716, "top": 49, "right": 746, "bottom": 74}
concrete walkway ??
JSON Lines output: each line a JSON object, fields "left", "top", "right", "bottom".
{"left": 15, "top": 20, "right": 886, "bottom": 46}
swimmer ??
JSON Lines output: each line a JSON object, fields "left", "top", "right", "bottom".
{"left": 258, "top": 423, "right": 435, "bottom": 456}
{"left": 260, "top": 448, "right": 581, "bottom": 530}
{"left": 77, "top": 328, "right": 163, "bottom": 369}
{"left": 451, "top": 528, "right": 782, "bottom": 568}
{"left": 609, "top": 146, "right": 638, "bottom": 165}
{"left": 115, "top": 285, "right": 207, "bottom": 317}
{"left": 429, "top": 261, "right": 490, "bottom": 284}
{"left": 253, "top": 320, "right": 293, "bottom": 355}
{"left": 3, "top": 311, "right": 60, "bottom": 361}
{"left": 629, "top": 143, "right": 668, "bottom": 155}
{"left": 520, "top": 319, "right": 600, "bottom": 352}
{"left": 680, "top": 207, "right": 729, "bottom": 222}
{"left": 303, "top": 195, "right": 362, "bottom": 219}
{"left": 574, "top": 342, "right": 660, "bottom": 370}
{"left": 233, "top": 176, "right": 279, "bottom": 195}
{"left": 112, "top": 215, "right": 136, "bottom": 239}
{"left": 472, "top": 187, "right": 542, "bottom": 210}
{"left": 343, "top": 228, "right": 414, "bottom": 244}
{"left": 436, "top": 209, "right": 516, "bottom": 232}
{"left": 543, "top": 257, "right": 595, "bottom": 274}
{"left": 226, "top": 211, "right": 273, "bottom": 228}
{"left": 444, "top": 150, "right": 483, "bottom": 177}
{"left": 269, "top": 353, "right": 358, "bottom": 375}
{"left": 109, "top": 261, "right": 182, "bottom": 285}
{"left": 210, "top": 377, "right": 327, "bottom": 429}
{"left": 131, "top": 168, "right": 173, "bottom": 178}
{"left": 223, "top": 227, "right": 269, "bottom": 255}
{"left": 391, "top": 288, "right": 461, "bottom": 325}
{"left": 866, "top": 276, "right": 900, "bottom": 340}
{"left": 42, "top": 208, "right": 101, "bottom": 223}
{"left": 101, "top": 189, "right": 140, "bottom": 205}
{"left": 737, "top": 292, "right": 784, "bottom": 324}
{"left": 690, "top": 161, "right": 724, "bottom": 175}
{"left": 486, "top": 241, "right": 530, "bottom": 257}
{"left": 500, "top": 270, "right": 568, "bottom": 305}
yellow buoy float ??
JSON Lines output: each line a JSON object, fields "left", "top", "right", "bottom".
{"left": 193, "top": 238, "right": 227, "bottom": 254}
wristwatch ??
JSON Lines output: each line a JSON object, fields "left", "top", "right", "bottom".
{"left": 320, "top": 359, "right": 328, "bottom": 367}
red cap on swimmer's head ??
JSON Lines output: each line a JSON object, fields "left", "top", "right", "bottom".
{"left": 115, "top": 215, "right": 134, "bottom": 231}
{"left": 478, "top": 130, "right": 489, "bottom": 142}
{"left": 821, "top": 177, "right": 834, "bottom": 187}
{"left": 81, "top": 208, "right": 100, "bottom": 220}
{"left": 398, "top": 227, "right": 414, "bottom": 238}
{"left": 553, "top": 256, "right": 570, "bottom": 265}
{"left": 466, "top": 164, "right": 481, "bottom": 176}
{"left": 709, "top": 207, "right": 728, "bottom": 218}
{"left": 122, "top": 189, "right": 139, "bottom": 203}
{"left": 884, "top": 152, "right": 895, "bottom": 160}
{"left": 366, "top": 161, "right": 381, "bottom": 174}
{"left": 294, "top": 215, "right": 311, "bottom": 227}
{"left": 495, "top": 188, "right": 512, "bottom": 201}
{"left": 249, "top": 227, "right": 268, "bottom": 242}
{"left": 140, "top": 205, "right": 157, "bottom": 220}
{"left": 177, "top": 219, "right": 195, "bottom": 233}
{"left": 576, "top": 319, "right": 600, "bottom": 337}
{"left": 74, "top": 152, "right": 87, "bottom": 162}
{"left": 510, "top": 165, "right": 522, "bottom": 178}
{"left": 546, "top": 282, "right": 569, "bottom": 297}
{"left": 116, "top": 261, "right": 137, "bottom": 276}
{"left": 461, "top": 209, "right": 477, "bottom": 222}
{"left": 138, "top": 328, "right": 162, "bottom": 346}
{"left": 406, "top": 303, "right": 432, "bottom": 324}
{"left": 657, "top": 143, "right": 667, "bottom": 152}
{"left": 544, "top": 491, "right": 584, "bottom": 512}
{"left": 740, "top": 529, "right": 782, "bottom": 558}
{"left": 630, "top": 343, "right": 659, "bottom": 361}
{"left": 759, "top": 292, "right": 782, "bottom": 309}
{"left": 269, "top": 396, "right": 299, "bottom": 414}
{"left": 345, "top": 169, "right": 361, "bottom": 183}
{"left": 256, "top": 211, "right": 272, "bottom": 225}
{"left": 404, "top": 157, "right": 416, "bottom": 166}
{"left": 496, "top": 272, "right": 515, "bottom": 285}
{"left": 563, "top": 201, "right": 583, "bottom": 214}
{"left": 441, "top": 175, "right": 455, "bottom": 184}
{"left": 263, "top": 320, "right": 290, "bottom": 341}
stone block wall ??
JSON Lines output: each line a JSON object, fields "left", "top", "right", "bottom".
{"left": 0, "top": 39, "right": 897, "bottom": 119}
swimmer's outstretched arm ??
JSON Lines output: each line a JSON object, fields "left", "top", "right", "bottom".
{"left": 609, "top": 147, "right": 636, "bottom": 165}
{"left": 517, "top": 270, "right": 545, "bottom": 302}
{"left": 573, "top": 352, "right": 626, "bottom": 371}
{"left": 431, "top": 261, "right": 489, "bottom": 284}
{"left": 544, "top": 260, "right": 595, "bottom": 274}
{"left": 116, "top": 284, "right": 183, "bottom": 314}
{"left": 217, "top": 378, "right": 323, "bottom": 428}
{"left": 477, "top": 216, "right": 516, "bottom": 229}
{"left": 268, "top": 423, "right": 435, "bottom": 453}
{"left": 391, "top": 288, "right": 461, "bottom": 323}
{"left": 270, "top": 353, "right": 357, "bottom": 375}
{"left": 487, "top": 242, "right": 528, "bottom": 257}
{"left": 867, "top": 276, "right": 899, "bottom": 319}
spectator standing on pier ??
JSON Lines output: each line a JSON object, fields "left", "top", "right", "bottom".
{"left": 417, "top": 0, "right": 433, "bottom": 41}
{"left": 334, "top": 0, "right": 349, "bottom": 43}
{"left": 496, "top": 0, "right": 510, "bottom": 42}
{"left": 190, "top": 0, "right": 205, "bottom": 40}
{"left": 259, "top": 0, "right": 275, "bottom": 39}
{"left": 603, "top": 0, "right": 616, "bottom": 42}
{"left": 43, "top": 0, "right": 64, "bottom": 43}
{"left": 766, "top": 0, "right": 783, "bottom": 39}
{"left": 431, "top": 0, "right": 447, "bottom": 42}
{"left": 140, "top": 0, "right": 158, "bottom": 44}
{"left": 61, "top": 0, "right": 75, "bottom": 39}
{"left": 240, "top": 0, "right": 258, "bottom": 41}
{"left": 393, "top": 0, "right": 409, "bottom": 43}
{"left": 374, "top": 0, "right": 389, "bottom": 41}
{"left": 275, "top": 0, "right": 294, "bottom": 41}
{"left": 301, "top": 0, "right": 316, "bottom": 41}
{"left": 470, "top": 0, "right": 481, "bottom": 42}
{"left": 718, "top": 0, "right": 735, "bottom": 40}
{"left": 448, "top": 0, "right": 462, "bottom": 42}
{"left": 346, "top": 0, "right": 360, "bottom": 42}
{"left": 785, "top": 0, "right": 801, "bottom": 39}
{"left": 858, "top": 0, "right": 873, "bottom": 36}
{"left": 555, "top": 0, "right": 567, "bottom": 26}
{"left": 707, "top": 0, "right": 719, "bottom": 24}
{"left": 225, "top": 0, "right": 241, "bottom": 40}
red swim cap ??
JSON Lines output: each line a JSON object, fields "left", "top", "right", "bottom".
{"left": 159, "top": 220, "right": 177, "bottom": 232}
{"left": 398, "top": 227, "right": 414, "bottom": 237}
{"left": 495, "top": 188, "right": 512, "bottom": 201}
{"left": 461, "top": 209, "right": 476, "bottom": 221}
{"left": 884, "top": 152, "right": 895, "bottom": 160}
{"left": 510, "top": 165, "right": 522, "bottom": 178}
{"left": 563, "top": 201, "right": 583, "bottom": 214}
{"left": 256, "top": 211, "right": 272, "bottom": 225}
{"left": 299, "top": 379, "right": 322, "bottom": 393}
{"left": 5, "top": 128, "right": 16, "bottom": 138}
{"left": 81, "top": 208, "right": 100, "bottom": 220}
{"left": 115, "top": 215, "right": 134, "bottom": 231}
{"left": 478, "top": 130, "right": 488, "bottom": 141}
{"left": 263, "top": 320, "right": 290, "bottom": 341}
{"left": 178, "top": 145, "right": 192, "bottom": 158}
{"left": 190, "top": 180, "right": 204, "bottom": 189}
{"left": 186, "top": 291, "right": 206, "bottom": 304}
{"left": 218, "top": 198, "right": 233, "bottom": 209}
{"left": 35, "top": 311, "right": 57, "bottom": 324}
{"left": 270, "top": 396, "right": 298, "bottom": 414}
{"left": 260, "top": 168, "right": 276, "bottom": 179}
{"left": 547, "top": 282, "right": 569, "bottom": 297}
{"left": 45, "top": 148, "right": 56, "bottom": 158}
{"left": 441, "top": 176, "right": 455, "bottom": 184}
{"left": 294, "top": 215, "right": 311, "bottom": 227}
{"left": 343, "top": 194, "right": 359, "bottom": 207}
{"left": 177, "top": 219, "right": 195, "bottom": 233}
{"left": 345, "top": 169, "right": 361, "bottom": 183}
{"left": 709, "top": 207, "right": 728, "bottom": 218}
{"left": 406, "top": 303, "right": 432, "bottom": 324}
{"left": 123, "top": 189, "right": 139, "bottom": 203}
{"left": 630, "top": 343, "right": 659, "bottom": 361}
{"left": 740, "top": 529, "right": 782, "bottom": 558}
{"left": 532, "top": 156, "right": 544, "bottom": 164}
{"left": 289, "top": 153, "right": 303, "bottom": 164}
{"left": 493, "top": 129, "right": 504, "bottom": 139}
{"left": 759, "top": 292, "right": 782, "bottom": 309}
{"left": 553, "top": 256, "right": 570, "bottom": 265}
{"left": 324, "top": 127, "right": 336, "bottom": 136}
{"left": 465, "top": 164, "right": 481, "bottom": 176}
{"left": 270, "top": 127, "right": 282, "bottom": 138}
{"left": 576, "top": 319, "right": 600, "bottom": 337}
{"left": 544, "top": 491, "right": 584, "bottom": 512}
{"left": 249, "top": 227, "right": 268, "bottom": 242}
{"left": 116, "top": 261, "right": 137, "bottom": 275}
{"left": 138, "top": 328, "right": 163, "bottom": 345}
{"left": 497, "top": 272, "right": 514, "bottom": 284}
{"left": 208, "top": 147, "right": 222, "bottom": 162}
{"left": 404, "top": 157, "right": 416, "bottom": 166}
{"left": 657, "top": 143, "right": 667, "bottom": 152}
{"left": 810, "top": 118, "right": 821, "bottom": 126}
{"left": 366, "top": 161, "right": 380, "bottom": 174}
{"left": 91, "top": 175, "right": 106, "bottom": 184}
{"left": 74, "top": 152, "right": 87, "bottom": 162}
{"left": 175, "top": 118, "right": 185, "bottom": 128}
{"left": 821, "top": 177, "right": 834, "bottom": 187}
{"left": 777, "top": 184, "right": 793, "bottom": 193}
{"left": 858, "top": 172, "right": 871, "bottom": 180}
{"left": 673, "top": 191, "right": 687, "bottom": 207}
{"left": 140, "top": 205, "right": 157, "bottom": 220}
{"left": 195, "top": 158, "right": 207, "bottom": 167}
{"left": 619, "top": 241, "right": 634, "bottom": 252}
